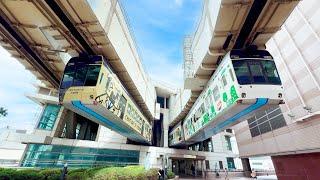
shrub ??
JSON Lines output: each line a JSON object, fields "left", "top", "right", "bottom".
{"left": 39, "top": 169, "right": 61, "bottom": 180}
{"left": 167, "top": 171, "right": 175, "bottom": 179}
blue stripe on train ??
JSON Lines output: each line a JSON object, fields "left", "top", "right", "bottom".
{"left": 71, "top": 100, "right": 133, "bottom": 138}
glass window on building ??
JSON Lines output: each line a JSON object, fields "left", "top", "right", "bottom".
{"left": 21, "top": 144, "right": 140, "bottom": 168}
{"left": 227, "top": 158, "right": 236, "bottom": 169}
{"left": 157, "top": 96, "right": 165, "bottom": 108}
{"left": 248, "top": 106, "right": 287, "bottom": 137}
{"left": 166, "top": 97, "right": 169, "bottom": 109}
{"left": 37, "top": 104, "right": 61, "bottom": 130}
{"left": 205, "top": 160, "right": 210, "bottom": 169}
{"left": 225, "top": 136, "right": 232, "bottom": 151}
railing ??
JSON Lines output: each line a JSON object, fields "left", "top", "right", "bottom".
{"left": 183, "top": 35, "right": 194, "bottom": 79}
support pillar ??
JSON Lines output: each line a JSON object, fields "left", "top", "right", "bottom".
{"left": 241, "top": 158, "right": 251, "bottom": 177}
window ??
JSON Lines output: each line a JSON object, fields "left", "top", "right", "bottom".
{"left": 205, "top": 160, "right": 210, "bottom": 169}
{"left": 84, "top": 65, "right": 101, "bottom": 86}
{"left": 248, "top": 106, "right": 287, "bottom": 137}
{"left": 204, "top": 95, "right": 211, "bottom": 111}
{"left": 73, "top": 63, "right": 87, "bottom": 86}
{"left": 21, "top": 144, "right": 139, "bottom": 168}
{"left": 37, "top": 104, "right": 61, "bottom": 130}
{"left": 60, "top": 56, "right": 102, "bottom": 90}
{"left": 229, "top": 68, "right": 235, "bottom": 82}
{"left": 61, "top": 63, "right": 75, "bottom": 89}
{"left": 118, "top": 95, "right": 127, "bottom": 119}
{"left": 222, "top": 75, "right": 227, "bottom": 87}
{"left": 262, "top": 61, "right": 281, "bottom": 84}
{"left": 99, "top": 73, "right": 104, "bottom": 84}
{"left": 212, "top": 86, "right": 220, "bottom": 101}
{"left": 224, "top": 136, "right": 232, "bottom": 151}
{"left": 233, "top": 60, "right": 251, "bottom": 84}
{"left": 232, "top": 59, "right": 281, "bottom": 85}
{"left": 248, "top": 61, "right": 267, "bottom": 83}
{"left": 219, "top": 161, "right": 223, "bottom": 169}
{"left": 157, "top": 96, "right": 165, "bottom": 108}
{"left": 227, "top": 158, "right": 235, "bottom": 169}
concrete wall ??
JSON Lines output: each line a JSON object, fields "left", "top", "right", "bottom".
{"left": 233, "top": 0, "right": 320, "bottom": 157}
{"left": 168, "top": 89, "right": 191, "bottom": 124}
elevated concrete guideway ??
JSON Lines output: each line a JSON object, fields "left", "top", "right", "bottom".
{"left": 0, "top": 0, "right": 155, "bottom": 120}
{"left": 170, "top": 0, "right": 299, "bottom": 128}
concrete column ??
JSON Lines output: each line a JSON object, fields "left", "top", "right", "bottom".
{"left": 162, "top": 109, "right": 169, "bottom": 147}
{"left": 65, "top": 112, "right": 77, "bottom": 139}
{"left": 78, "top": 121, "right": 88, "bottom": 140}
{"left": 201, "top": 160, "right": 205, "bottom": 178}
{"left": 241, "top": 158, "right": 251, "bottom": 177}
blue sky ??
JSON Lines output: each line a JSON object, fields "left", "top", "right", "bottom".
{"left": 0, "top": 0, "right": 202, "bottom": 131}
{"left": 0, "top": 47, "right": 41, "bottom": 131}
{"left": 121, "top": 0, "right": 202, "bottom": 86}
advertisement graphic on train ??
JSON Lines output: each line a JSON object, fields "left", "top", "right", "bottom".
{"left": 183, "top": 59, "right": 240, "bottom": 140}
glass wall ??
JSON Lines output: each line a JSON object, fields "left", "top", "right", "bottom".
{"left": 21, "top": 144, "right": 140, "bottom": 168}
{"left": 37, "top": 104, "right": 61, "bottom": 130}
{"left": 248, "top": 106, "right": 286, "bottom": 137}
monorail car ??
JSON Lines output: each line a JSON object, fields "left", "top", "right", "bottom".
{"left": 59, "top": 55, "right": 152, "bottom": 144}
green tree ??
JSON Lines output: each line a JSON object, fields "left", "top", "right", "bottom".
{"left": 0, "top": 107, "right": 8, "bottom": 117}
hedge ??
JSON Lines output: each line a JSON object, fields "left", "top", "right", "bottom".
{"left": 0, "top": 166, "right": 159, "bottom": 180}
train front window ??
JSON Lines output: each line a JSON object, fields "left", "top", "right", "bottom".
{"left": 248, "top": 61, "right": 267, "bottom": 84}
{"left": 73, "top": 63, "right": 87, "bottom": 86}
{"left": 232, "top": 59, "right": 281, "bottom": 85}
{"left": 61, "top": 63, "right": 75, "bottom": 89}
{"left": 84, "top": 65, "right": 101, "bottom": 86}
{"left": 262, "top": 61, "right": 281, "bottom": 84}
{"left": 232, "top": 60, "right": 251, "bottom": 84}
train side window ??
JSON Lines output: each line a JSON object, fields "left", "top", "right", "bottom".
{"left": 118, "top": 95, "right": 127, "bottom": 119}
{"left": 213, "top": 86, "right": 220, "bottom": 101}
{"left": 205, "top": 96, "right": 211, "bottom": 111}
{"left": 222, "top": 75, "right": 227, "bottom": 87}
{"left": 229, "top": 68, "right": 235, "bottom": 82}
{"left": 106, "top": 77, "right": 112, "bottom": 90}
{"left": 232, "top": 60, "right": 251, "bottom": 85}
{"left": 99, "top": 73, "right": 104, "bottom": 84}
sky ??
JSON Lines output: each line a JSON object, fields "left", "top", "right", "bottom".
{"left": 121, "top": 0, "right": 202, "bottom": 87}
{"left": 0, "top": 0, "right": 202, "bottom": 131}
{"left": 0, "top": 47, "right": 41, "bottom": 131}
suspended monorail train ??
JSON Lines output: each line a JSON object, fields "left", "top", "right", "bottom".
{"left": 59, "top": 55, "right": 152, "bottom": 144}
{"left": 170, "top": 49, "right": 284, "bottom": 146}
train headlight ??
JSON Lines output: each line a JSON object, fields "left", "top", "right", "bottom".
{"left": 278, "top": 93, "right": 282, "bottom": 98}
{"left": 241, "top": 93, "right": 246, "bottom": 98}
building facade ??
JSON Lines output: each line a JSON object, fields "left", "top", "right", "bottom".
{"left": 233, "top": 0, "right": 320, "bottom": 179}
{"left": 1, "top": 84, "right": 240, "bottom": 176}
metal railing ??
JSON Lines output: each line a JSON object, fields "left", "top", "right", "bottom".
{"left": 183, "top": 35, "right": 194, "bottom": 79}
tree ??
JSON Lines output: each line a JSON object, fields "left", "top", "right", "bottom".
{"left": 0, "top": 107, "right": 8, "bottom": 117}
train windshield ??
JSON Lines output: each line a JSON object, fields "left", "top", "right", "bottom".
{"left": 60, "top": 56, "right": 102, "bottom": 89}
{"left": 232, "top": 59, "right": 281, "bottom": 85}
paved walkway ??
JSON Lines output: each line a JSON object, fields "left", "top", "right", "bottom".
{"left": 179, "top": 177, "right": 251, "bottom": 180}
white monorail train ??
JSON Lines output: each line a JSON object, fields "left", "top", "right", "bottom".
{"left": 59, "top": 55, "right": 152, "bottom": 144}
{"left": 170, "top": 49, "right": 284, "bottom": 146}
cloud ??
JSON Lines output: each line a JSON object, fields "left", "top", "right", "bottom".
{"left": 121, "top": 0, "right": 202, "bottom": 89}
{"left": 143, "top": 49, "right": 184, "bottom": 88}
{"left": 174, "top": 0, "right": 184, "bottom": 7}
{"left": 0, "top": 47, "right": 41, "bottom": 131}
